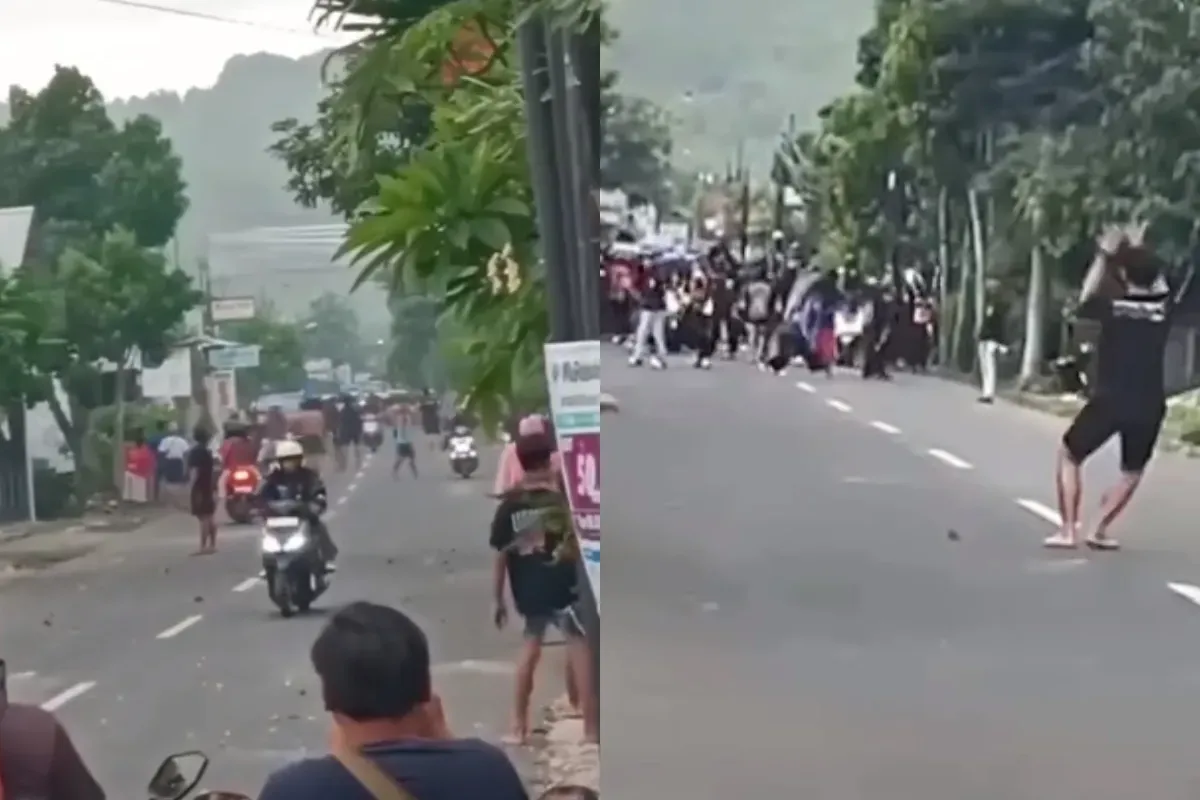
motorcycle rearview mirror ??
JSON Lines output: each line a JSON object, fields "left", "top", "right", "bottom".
{"left": 148, "top": 751, "right": 209, "bottom": 800}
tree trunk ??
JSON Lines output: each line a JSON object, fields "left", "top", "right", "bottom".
{"left": 967, "top": 184, "right": 987, "bottom": 349}
{"left": 936, "top": 186, "right": 952, "bottom": 363}
{"left": 1019, "top": 244, "right": 1047, "bottom": 385}
{"left": 111, "top": 358, "right": 128, "bottom": 494}
{"left": 952, "top": 226, "right": 975, "bottom": 370}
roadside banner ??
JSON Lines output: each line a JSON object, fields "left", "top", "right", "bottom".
{"left": 544, "top": 340, "right": 600, "bottom": 608}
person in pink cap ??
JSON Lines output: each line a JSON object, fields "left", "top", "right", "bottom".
{"left": 493, "top": 414, "right": 561, "bottom": 495}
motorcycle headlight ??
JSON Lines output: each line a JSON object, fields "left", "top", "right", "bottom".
{"left": 261, "top": 534, "right": 282, "bottom": 553}
{"left": 283, "top": 532, "right": 307, "bottom": 552}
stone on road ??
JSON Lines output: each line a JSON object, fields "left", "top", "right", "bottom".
{"left": 605, "top": 352, "right": 1200, "bottom": 800}
{"left": 2, "top": 447, "right": 547, "bottom": 795}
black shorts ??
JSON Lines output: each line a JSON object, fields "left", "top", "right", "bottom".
{"left": 1062, "top": 396, "right": 1165, "bottom": 473}
{"left": 395, "top": 442, "right": 415, "bottom": 458}
{"left": 190, "top": 487, "right": 216, "bottom": 518}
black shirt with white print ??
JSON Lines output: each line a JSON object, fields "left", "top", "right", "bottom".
{"left": 1083, "top": 275, "right": 1177, "bottom": 419}
{"left": 489, "top": 488, "right": 577, "bottom": 618}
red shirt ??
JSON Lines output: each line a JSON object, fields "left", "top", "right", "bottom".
{"left": 220, "top": 436, "right": 255, "bottom": 468}
{"left": 125, "top": 444, "right": 153, "bottom": 478}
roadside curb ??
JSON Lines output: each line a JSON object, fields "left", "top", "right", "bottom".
{"left": 532, "top": 696, "right": 599, "bottom": 792}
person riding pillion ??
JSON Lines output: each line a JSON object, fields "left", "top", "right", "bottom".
{"left": 258, "top": 439, "right": 338, "bottom": 570}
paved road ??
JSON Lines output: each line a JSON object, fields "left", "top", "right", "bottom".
{"left": 4, "top": 442, "right": 548, "bottom": 796}
{"left": 604, "top": 351, "right": 1200, "bottom": 800}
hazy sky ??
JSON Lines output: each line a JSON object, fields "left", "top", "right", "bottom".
{"left": 1, "top": 0, "right": 358, "bottom": 99}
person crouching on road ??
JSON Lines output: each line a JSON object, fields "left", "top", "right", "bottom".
{"left": 490, "top": 431, "right": 596, "bottom": 746}
{"left": 1047, "top": 223, "right": 1186, "bottom": 551}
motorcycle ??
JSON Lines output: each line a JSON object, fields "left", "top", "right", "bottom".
{"left": 447, "top": 428, "right": 479, "bottom": 478}
{"left": 261, "top": 498, "right": 329, "bottom": 618}
{"left": 222, "top": 466, "right": 260, "bottom": 525}
{"left": 149, "top": 751, "right": 241, "bottom": 800}
{"left": 362, "top": 415, "right": 382, "bottom": 453}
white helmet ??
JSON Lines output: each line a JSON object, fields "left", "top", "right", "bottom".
{"left": 274, "top": 440, "right": 305, "bottom": 461}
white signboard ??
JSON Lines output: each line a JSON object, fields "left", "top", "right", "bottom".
{"left": 141, "top": 348, "right": 193, "bottom": 398}
{"left": 304, "top": 358, "right": 333, "bottom": 377}
{"left": 208, "top": 345, "right": 261, "bottom": 370}
{"left": 0, "top": 206, "right": 33, "bottom": 277}
{"left": 210, "top": 296, "right": 256, "bottom": 322}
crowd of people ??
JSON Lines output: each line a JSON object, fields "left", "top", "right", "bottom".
{"left": 602, "top": 231, "right": 938, "bottom": 379}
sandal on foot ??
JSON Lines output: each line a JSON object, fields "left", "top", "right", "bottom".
{"left": 1042, "top": 533, "right": 1078, "bottom": 549}
{"left": 1085, "top": 536, "right": 1120, "bottom": 551}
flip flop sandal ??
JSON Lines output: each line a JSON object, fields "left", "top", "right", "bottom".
{"left": 1085, "top": 536, "right": 1120, "bottom": 551}
{"left": 1042, "top": 533, "right": 1078, "bottom": 549}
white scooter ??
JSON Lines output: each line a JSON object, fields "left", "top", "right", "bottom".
{"left": 447, "top": 426, "right": 479, "bottom": 478}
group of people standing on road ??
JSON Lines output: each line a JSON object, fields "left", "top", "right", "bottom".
{"left": 603, "top": 231, "right": 938, "bottom": 379}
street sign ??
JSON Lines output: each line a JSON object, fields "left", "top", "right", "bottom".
{"left": 210, "top": 296, "right": 256, "bottom": 322}
{"left": 208, "top": 345, "right": 260, "bottom": 370}
{"left": 544, "top": 340, "right": 601, "bottom": 607}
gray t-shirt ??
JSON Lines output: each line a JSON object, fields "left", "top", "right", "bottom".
{"left": 745, "top": 281, "right": 772, "bottom": 322}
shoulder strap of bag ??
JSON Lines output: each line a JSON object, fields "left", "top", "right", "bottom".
{"left": 333, "top": 745, "right": 416, "bottom": 800}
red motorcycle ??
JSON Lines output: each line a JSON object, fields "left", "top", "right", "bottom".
{"left": 223, "top": 466, "right": 261, "bottom": 524}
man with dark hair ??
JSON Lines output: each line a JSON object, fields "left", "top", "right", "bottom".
{"left": 1047, "top": 224, "right": 1187, "bottom": 550}
{"left": 491, "top": 433, "right": 596, "bottom": 746}
{"left": 257, "top": 601, "right": 528, "bottom": 800}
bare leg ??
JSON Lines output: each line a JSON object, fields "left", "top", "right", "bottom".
{"left": 507, "top": 637, "right": 542, "bottom": 743}
{"left": 1087, "top": 472, "right": 1141, "bottom": 547}
{"left": 1050, "top": 447, "right": 1082, "bottom": 546}
{"left": 565, "top": 636, "right": 598, "bottom": 743}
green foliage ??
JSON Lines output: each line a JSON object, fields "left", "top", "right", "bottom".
{"left": 0, "top": 67, "right": 189, "bottom": 257}
{"left": 783, "top": 0, "right": 1200, "bottom": 382}
{"left": 600, "top": 92, "right": 674, "bottom": 205}
{"left": 220, "top": 311, "right": 307, "bottom": 398}
{"left": 302, "top": 291, "right": 365, "bottom": 370}
{"left": 387, "top": 294, "right": 441, "bottom": 389}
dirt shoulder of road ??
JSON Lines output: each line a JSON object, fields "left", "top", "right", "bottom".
{"left": 531, "top": 696, "right": 599, "bottom": 793}
{"left": 0, "top": 507, "right": 193, "bottom": 580}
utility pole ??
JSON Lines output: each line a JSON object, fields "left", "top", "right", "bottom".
{"left": 517, "top": 9, "right": 601, "bottom": 734}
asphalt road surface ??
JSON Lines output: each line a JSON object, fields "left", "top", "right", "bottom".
{"left": 3, "top": 441, "right": 547, "bottom": 797}
{"left": 604, "top": 351, "right": 1200, "bottom": 800}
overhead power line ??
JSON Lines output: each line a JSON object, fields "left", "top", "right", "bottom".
{"left": 93, "top": 0, "right": 337, "bottom": 38}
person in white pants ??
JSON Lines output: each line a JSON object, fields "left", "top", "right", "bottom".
{"left": 629, "top": 309, "right": 668, "bottom": 368}
{"left": 977, "top": 292, "right": 1007, "bottom": 402}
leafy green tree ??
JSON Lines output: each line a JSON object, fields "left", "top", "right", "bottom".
{"left": 0, "top": 66, "right": 188, "bottom": 259}
{"left": 50, "top": 228, "right": 200, "bottom": 488}
{"left": 302, "top": 291, "right": 364, "bottom": 370}
{"left": 600, "top": 91, "right": 674, "bottom": 206}
{"left": 220, "top": 311, "right": 307, "bottom": 399}
{"left": 386, "top": 294, "right": 441, "bottom": 389}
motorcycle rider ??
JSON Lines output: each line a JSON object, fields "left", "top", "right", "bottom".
{"left": 258, "top": 440, "right": 338, "bottom": 571}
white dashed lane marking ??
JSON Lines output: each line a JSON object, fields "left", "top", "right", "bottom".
{"left": 926, "top": 448, "right": 972, "bottom": 469}
{"left": 796, "top": 381, "right": 816, "bottom": 393}
{"left": 41, "top": 681, "right": 96, "bottom": 711}
{"left": 1168, "top": 583, "right": 1200, "bottom": 608}
{"left": 826, "top": 399, "right": 852, "bottom": 413}
{"left": 156, "top": 614, "right": 203, "bottom": 640}
{"left": 232, "top": 576, "right": 260, "bottom": 593}
{"left": 870, "top": 421, "right": 900, "bottom": 434}
{"left": 1015, "top": 498, "right": 1062, "bottom": 526}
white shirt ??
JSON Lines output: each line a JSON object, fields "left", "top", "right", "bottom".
{"left": 158, "top": 434, "right": 190, "bottom": 460}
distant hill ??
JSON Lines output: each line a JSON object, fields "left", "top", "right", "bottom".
{"left": 106, "top": 51, "right": 337, "bottom": 259}
{"left": 605, "top": 0, "right": 874, "bottom": 172}
{"left": 0, "top": 50, "right": 336, "bottom": 261}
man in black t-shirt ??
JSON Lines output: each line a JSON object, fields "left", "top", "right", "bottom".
{"left": 1049, "top": 224, "right": 1188, "bottom": 551}
{"left": 489, "top": 433, "right": 596, "bottom": 745}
